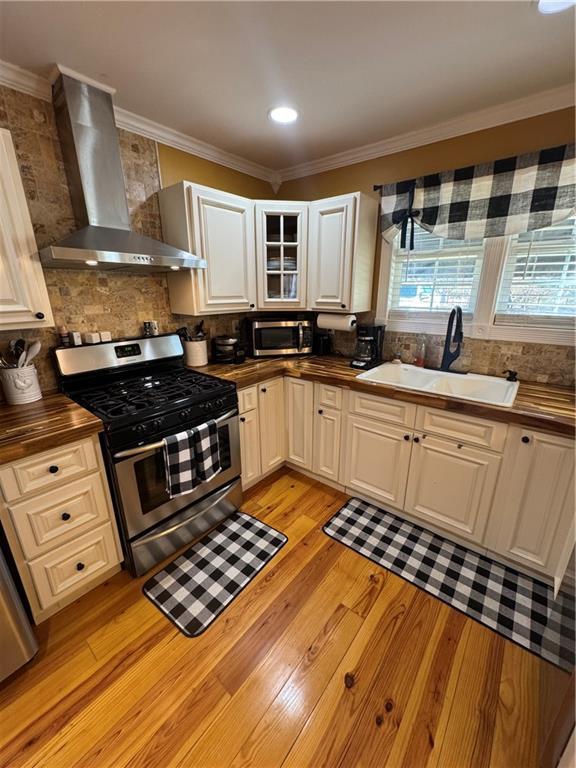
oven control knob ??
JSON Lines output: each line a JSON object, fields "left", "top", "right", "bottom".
{"left": 214, "top": 398, "right": 224, "bottom": 409}
{"left": 179, "top": 409, "right": 192, "bottom": 420}
{"left": 134, "top": 423, "right": 147, "bottom": 434}
{"left": 151, "top": 418, "right": 164, "bottom": 431}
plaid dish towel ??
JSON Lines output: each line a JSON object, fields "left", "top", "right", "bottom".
{"left": 163, "top": 420, "right": 222, "bottom": 498}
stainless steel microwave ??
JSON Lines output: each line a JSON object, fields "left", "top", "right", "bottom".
{"left": 248, "top": 319, "right": 313, "bottom": 357}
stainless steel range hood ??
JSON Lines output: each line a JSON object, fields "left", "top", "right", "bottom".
{"left": 40, "top": 72, "right": 206, "bottom": 272}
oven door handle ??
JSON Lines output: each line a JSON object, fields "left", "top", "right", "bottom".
{"left": 113, "top": 409, "right": 238, "bottom": 459}
{"left": 132, "top": 479, "right": 241, "bottom": 546}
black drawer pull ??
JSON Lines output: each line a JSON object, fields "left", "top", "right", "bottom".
{"left": 318, "top": 409, "right": 323, "bottom": 415}
{"left": 48, "top": 465, "right": 59, "bottom": 474}
{"left": 76, "top": 562, "right": 85, "bottom": 572}
{"left": 341, "top": 304, "right": 346, "bottom": 309}
{"left": 521, "top": 435, "right": 530, "bottom": 444}
{"left": 35, "top": 312, "right": 45, "bottom": 320}
{"left": 249, "top": 303, "right": 255, "bottom": 309}
{"left": 61, "top": 512, "right": 71, "bottom": 521}
{"left": 261, "top": 388, "right": 267, "bottom": 393}
{"left": 240, "top": 416, "right": 246, "bottom": 423}
{"left": 457, "top": 444, "right": 463, "bottom": 450}
{"left": 413, "top": 436, "right": 420, "bottom": 443}
{"left": 403, "top": 434, "right": 410, "bottom": 441}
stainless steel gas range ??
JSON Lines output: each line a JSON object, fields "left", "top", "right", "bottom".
{"left": 54, "top": 335, "right": 242, "bottom": 575}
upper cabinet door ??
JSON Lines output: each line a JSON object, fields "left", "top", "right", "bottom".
{"left": 308, "top": 194, "right": 356, "bottom": 312}
{"left": 192, "top": 186, "right": 257, "bottom": 314}
{"left": 0, "top": 128, "right": 53, "bottom": 330}
{"left": 161, "top": 183, "right": 257, "bottom": 315}
{"left": 255, "top": 201, "right": 308, "bottom": 310}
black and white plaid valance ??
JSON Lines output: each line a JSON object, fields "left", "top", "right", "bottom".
{"left": 378, "top": 143, "right": 575, "bottom": 248}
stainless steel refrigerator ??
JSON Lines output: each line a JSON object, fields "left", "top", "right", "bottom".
{"left": 0, "top": 548, "right": 38, "bottom": 682}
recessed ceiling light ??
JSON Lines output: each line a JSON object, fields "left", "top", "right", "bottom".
{"left": 85, "top": 259, "right": 98, "bottom": 266}
{"left": 538, "top": 0, "right": 576, "bottom": 12}
{"left": 268, "top": 106, "right": 298, "bottom": 124}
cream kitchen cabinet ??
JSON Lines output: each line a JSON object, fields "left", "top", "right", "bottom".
{"left": 255, "top": 201, "right": 308, "bottom": 310}
{"left": 344, "top": 415, "right": 413, "bottom": 509}
{"left": 404, "top": 434, "right": 501, "bottom": 545}
{"left": 0, "top": 128, "right": 53, "bottom": 330}
{"left": 239, "top": 408, "right": 261, "bottom": 488}
{"left": 0, "top": 435, "right": 122, "bottom": 622}
{"left": 313, "top": 406, "right": 342, "bottom": 483}
{"left": 307, "top": 192, "right": 378, "bottom": 313}
{"left": 485, "top": 427, "right": 575, "bottom": 584}
{"left": 258, "top": 378, "right": 286, "bottom": 473}
{"left": 160, "top": 182, "right": 257, "bottom": 314}
{"left": 238, "top": 379, "right": 286, "bottom": 488}
{"left": 285, "top": 377, "right": 314, "bottom": 470}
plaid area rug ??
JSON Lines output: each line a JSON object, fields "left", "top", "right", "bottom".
{"left": 143, "top": 512, "right": 287, "bottom": 637}
{"left": 324, "top": 498, "right": 574, "bottom": 671}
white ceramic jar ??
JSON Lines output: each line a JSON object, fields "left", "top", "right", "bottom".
{"left": 0, "top": 365, "right": 42, "bottom": 404}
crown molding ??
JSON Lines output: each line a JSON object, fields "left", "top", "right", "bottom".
{"left": 114, "top": 107, "right": 280, "bottom": 185}
{"left": 0, "top": 59, "right": 51, "bottom": 100}
{"left": 277, "top": 83, "right": 576, "bottom": 182}
{"left": 0, "top": 58, "right": 572, "bottom": 188}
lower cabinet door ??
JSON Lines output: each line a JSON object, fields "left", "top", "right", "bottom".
{"left": 239, "top": 409, "right": 261, "bottom": 487}
{"left": 344, "top": 415, "right": 412, "bottom": 509}
{"left": 404, "top": 434, "right": 501, "bottom": 544}
{"left": 258, "top": 378, "right": 285, "bottom": 473}
{"left": 485, "top": 427, "right": 575, "bottom": 582}
{"left": 285, "top": 377, "right": 314, "bottom": 470}
{"left": 313, "top": 407, "right": 342, "bottom": 482}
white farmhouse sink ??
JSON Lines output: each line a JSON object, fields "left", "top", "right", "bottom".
{"left": 356, "top": 363, "right": 519, "bottom": 407}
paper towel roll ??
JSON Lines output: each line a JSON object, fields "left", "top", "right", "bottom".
{"left": 317, "top": 313, "right": 357, "bottom": 332}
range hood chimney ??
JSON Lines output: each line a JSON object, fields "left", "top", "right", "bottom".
{"left": 40, "top": 71, "right": 206, "bottom": 272}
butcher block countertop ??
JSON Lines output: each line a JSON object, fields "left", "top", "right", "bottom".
{"left": 0, "top": 394, "right": 102, "bottom": 466}
{"left": 198, "top": 356, "right": 576, "bottom": 437}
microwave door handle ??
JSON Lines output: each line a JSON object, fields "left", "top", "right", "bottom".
{"left": 113, "top": 409, "right": 238, "bottom": 459}
{"left": 298, "top": 322, "right": 303, "bottom": 352}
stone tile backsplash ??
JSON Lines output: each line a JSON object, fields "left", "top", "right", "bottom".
{"left": 0, "top": 83, "right": 573, "bottom": 398}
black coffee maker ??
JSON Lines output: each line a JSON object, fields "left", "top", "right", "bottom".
{"left": 350, "top": 325, "right": 385, "bottom": 370}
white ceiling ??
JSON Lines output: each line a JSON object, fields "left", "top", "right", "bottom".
{"left": 0, "top": 1, "right": 573, "bottom": 172}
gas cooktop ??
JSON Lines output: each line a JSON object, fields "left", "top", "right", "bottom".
{"left": 72, "top": 368, "right": 230, "bottom": 422}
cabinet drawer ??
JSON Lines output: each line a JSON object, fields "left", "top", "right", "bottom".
{"left": 0, "top": 439, "right": 99, "bottom": 502}
{"left": 415, "top": 407, "right": 507, "bottom": 452}
{"left": 9, "top": 473, "right": 111, "bottom": 559}
{"left": 316, "top": 383, "right": 343, "bottom": 410}
{"left": 349, "top": 391, "right": 416, "bottom": 428}
{"left": 238, "top": 386, "right": 258, "bottom": 414}
{"left": 28, "top": 523, "right": 120, "bottom": 610}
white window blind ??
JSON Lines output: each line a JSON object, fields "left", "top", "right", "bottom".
{"left": 389, "top": 224, "right": 484, "bottom": 315}
{"left": 495, "top": 217, "right": 576, "bottom": 327}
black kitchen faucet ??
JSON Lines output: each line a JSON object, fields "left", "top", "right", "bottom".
{"left": 440, "top": 306, "right": 464, "bottom": 372}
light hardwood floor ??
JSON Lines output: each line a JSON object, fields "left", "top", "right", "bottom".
{"left": 0, "top": 469, "right": 569, "bottom": 768}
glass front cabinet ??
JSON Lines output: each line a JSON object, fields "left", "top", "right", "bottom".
{"left": 255, "top": 202, "right": 309, "bottom": 310}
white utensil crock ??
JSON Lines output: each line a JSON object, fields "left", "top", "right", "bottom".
{"left": 184, "top": 339, "right": 208, "bottom": 367}
{"left": 0, "top": 365, "right": 42, "bottom": 404}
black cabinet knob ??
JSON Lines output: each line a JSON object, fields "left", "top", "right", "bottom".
{"left": 48, "top": 465, "right": 59, "bottom": 474}
{"left": 521, "top": 435, "right": 530, "bottom": 444}
{"left": 403, "top": 434, "right": 410, "bottom": 441}
{"left": 457, "top": 444, "right": 463, "bottom": 450}
{"left": 413, "top": 436, "right": 420, "bottom": 443}
{"left": 76, "top": 562, "right": 85, "bottom": 572}
{"left": 341, "top": 304, "right": 346, "bottom": 309}
{"left": 318, "top": 409, "right": 323, "bottom": 415}
{"left": 240, "top": 416, "right": 246, "bottom": 423}
{"left": 61, "top": 512, "right": 71, "bottom": 521}
{"left": 249, "top": 304, "right": 255, "bottom": 309}
{"left": 35, "top": 312, "right": 45, "bottom": 320}
{"left": 261, "top": 388, "right": 267, "bottom": 393}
